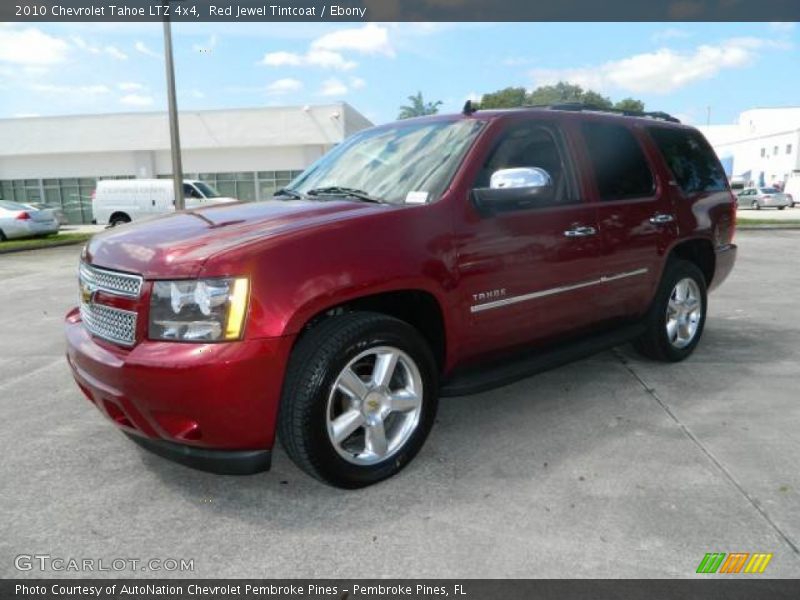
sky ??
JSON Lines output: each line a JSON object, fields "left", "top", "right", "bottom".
{"left": 0, "top": 21, "right": 797, "bottom": 126}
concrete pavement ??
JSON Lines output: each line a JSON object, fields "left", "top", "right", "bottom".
{"left": 0, "top": 232, "right": 798, "bottom": 578}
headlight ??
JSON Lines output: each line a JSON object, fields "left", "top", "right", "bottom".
{"left": 149, "top": 277, "right": 249, "bottom": 342}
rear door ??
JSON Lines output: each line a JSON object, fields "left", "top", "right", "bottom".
{"left": 573, "top": 119, "right": 677, "bottom": 319}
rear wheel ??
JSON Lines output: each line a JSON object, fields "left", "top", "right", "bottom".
{"left": 278, "top": 311, "right": 438, "bottom": 488}
{"left": 634, "top": 260, "right": 707, "bottom": 362}
{"left": 778, "top": 206, "right": 786, "bottom": 210}
{"left": 0, "top": 229, "right": 6, "bottom": 242}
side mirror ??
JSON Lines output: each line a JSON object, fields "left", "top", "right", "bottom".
{"left": 472, "top": 167, "right": 555, "bottom": 214}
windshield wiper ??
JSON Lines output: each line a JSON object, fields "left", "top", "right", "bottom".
{"left": 274, "top": 187, "right": 306, "bottom": 200}
{"left": 306, "top": 186, "right": 386, "bottom": 204}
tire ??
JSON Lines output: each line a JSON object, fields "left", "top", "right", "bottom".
{"left": 633, "top": 259, "right": 708, "bottom": 362}
{"left": 109, "top": 214, "right": 131, "bottom": 227}
{"left": 278, "top": 311, "right": 438, "bottom": 488}
{"left": 778, "top": 206, "right": 786, "bottom": 211}
{"left": 751, "top": 200, "right": 760, "bottom": 210}
{"left": 0, "top": 229, "right": 6, "bottom": 242}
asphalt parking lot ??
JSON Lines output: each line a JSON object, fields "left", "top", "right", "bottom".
{"left": 1, "top": 231, "right": 798, "bottom": 579}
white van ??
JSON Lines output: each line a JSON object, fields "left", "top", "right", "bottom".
{"left": 783, "top": 171, "right": 800, "bottom": 208}
{"left": 93, "top": 179, "right": 237, "bottom": 226}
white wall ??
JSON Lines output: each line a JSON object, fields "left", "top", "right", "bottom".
{"left": 152, "top": 144, "right": 330, "bottom": 176}
{"left": 0, "top": 151, "right": 141, "bottom": 179}
{"left": 0, "top": 144, "right": 332, "bottom": 180}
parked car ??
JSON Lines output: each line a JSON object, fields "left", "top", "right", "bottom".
{"left": 737, "top": 186, "right": 791, "bottom": 210}
{"left": 93, "top": 179, "right": 237, "bottom": 227}
{"left": 23, "top": 202, "right": 68, "bottom": 226}
{"left": 65, "top": 105, "right": 737, "bottom": 488}
{"left": 0, "top": 200, "right": 60, "bottom": 241}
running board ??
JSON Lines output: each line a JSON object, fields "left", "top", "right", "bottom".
{"left": 440, "top": 322, "right": 645, "bottom": 397}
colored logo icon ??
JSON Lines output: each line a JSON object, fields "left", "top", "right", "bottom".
{"left": 696, "top": 552, "right": 773, "bottom": 574}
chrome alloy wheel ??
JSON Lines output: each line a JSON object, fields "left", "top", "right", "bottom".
{"left": 326, "top": 346, "right": 423, "bottom": 465}
{"left": 666, "top": 277, "right": 702, "bottom": 349}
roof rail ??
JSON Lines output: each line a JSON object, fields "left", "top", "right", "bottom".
{"left": 526, "top": 102, "right": 681, "bottom": 123}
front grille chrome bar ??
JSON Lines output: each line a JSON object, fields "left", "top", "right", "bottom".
{"left": 79, "top": 262, "right": 143, "bottom": 298}
{"left": 80, "top": 303, "right": 137, "bottom": 347}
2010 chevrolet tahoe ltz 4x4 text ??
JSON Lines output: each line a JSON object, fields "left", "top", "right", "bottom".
{"left": 65, "top": 104, "right": 737, "bottom": 488}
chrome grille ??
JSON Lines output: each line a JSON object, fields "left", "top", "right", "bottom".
{"left": 80, "top": 303, "right": 137, "bottom": 347}
{"left": 79, "top": 262, "right": 143, "bottom": 298}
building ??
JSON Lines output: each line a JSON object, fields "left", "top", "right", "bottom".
{"left": 0, "top": 103, "right": 372, "bottom": 224}
{"left": 698, "top": 107, "right": 800, "bottom": 188}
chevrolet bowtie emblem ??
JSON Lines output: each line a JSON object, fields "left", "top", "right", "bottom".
{"left": 80, "top": 280, "right": 97, "bottom": 304}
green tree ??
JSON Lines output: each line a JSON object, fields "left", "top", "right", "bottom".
{"left": 614, "top": 98, "right": 646, "bottom": 113}
{"left": 398, "top": 92, "right": 443, "bottom": 119}
{"left": 478, "top": 81, "right": 645, "bottom": 112}
{"left": 478, "top": 86, "right": 528, "bottom": 109}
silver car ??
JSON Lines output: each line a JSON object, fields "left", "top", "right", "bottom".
{"left": 23, "top": 202, "right": 68, "bottom": 226}
{"left": 0, "top": 200, "right": 61, "bottom": 241}
{"left": 738, "top": 187, "right": 791, "bottom": 210}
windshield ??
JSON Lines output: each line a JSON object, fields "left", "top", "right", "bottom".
{"left": 289, "top": 119, "right": 484, "bottom": 205}
{"left": 193, "top": 182, "right": 221, "bottom": 198}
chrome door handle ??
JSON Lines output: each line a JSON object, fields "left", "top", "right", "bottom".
{"left": 564, "top": 225, "right": 597, "bottom": 238}
{"left": 649, "top": 213, "right": 675, "bottom": 224}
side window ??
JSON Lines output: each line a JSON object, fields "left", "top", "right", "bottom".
{"left": 183, "top": 184, "right": 201, "bottom": 199}
{"left": 476, "top": 122, "right": 573, "bottom": 204}
{"left": 648, "top": 127, "right": 727, "bottom": 195}
{"left": 581, "top": 122, "right": 655, "bottom": 201}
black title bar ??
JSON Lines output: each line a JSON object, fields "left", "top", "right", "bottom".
{"left": 2, "top": 0, "right": 800, "bottom": 22}
{"left": 4, "top": 579, "right": 800, "bottom": 600}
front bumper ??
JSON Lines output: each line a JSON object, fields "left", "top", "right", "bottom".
{"left": 710, "top": 243, "right": 737, "bottom": 292}
{"left": 65, "top": 308, "right": 295, "bottom": 474}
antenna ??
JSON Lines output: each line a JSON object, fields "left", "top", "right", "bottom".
{"left": 462, "top": 100, "right": 478, "bottom": 116}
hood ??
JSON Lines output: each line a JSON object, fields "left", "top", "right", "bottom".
{"left": 85, "top": 199, "right": 384, "bottom": 278}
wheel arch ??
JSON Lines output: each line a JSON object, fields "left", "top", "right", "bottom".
{"left": 109, "top": 211, "right": 131, "bottom": 224}
{"left": 667, "top": 237, "right": 716, "bottom": 287}
{"left": 290, "top": 288, "right": 448, "bottom": 372}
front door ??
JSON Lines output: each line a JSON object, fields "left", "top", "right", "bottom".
{"left": 455, "top": 117, "right": 607, "bottom": 361}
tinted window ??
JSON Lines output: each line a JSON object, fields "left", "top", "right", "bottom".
{"left": 649, "top": 127, "right": 727, "bottom": 195}
{"left": 581, "top": 122, "right": 654, "bottom": 201}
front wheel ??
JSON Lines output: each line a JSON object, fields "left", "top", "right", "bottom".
{"left": 278, "top": 312, "right": 438, "bottom": 488}
{"left": 778, "top": 206, "right": 786, "bottom": 210}
{"left": 634, "top": 260, "right": 707, "bottom": 362}
{"left": 751, "top": 200, "right": 760, "bottom": 210}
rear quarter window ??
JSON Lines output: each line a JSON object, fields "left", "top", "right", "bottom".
{"left": 580, "top": 122, "right": 655, "bottom": 201}
{"left": 648, "top": 127, "right": 727, "bottom": 195}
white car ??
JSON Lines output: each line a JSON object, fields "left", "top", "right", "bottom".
{"left": 93, "top": 179, "right": 237, "bottom": 227}
{"left": 0, "top": 200, "right": 61, "bottom": 241}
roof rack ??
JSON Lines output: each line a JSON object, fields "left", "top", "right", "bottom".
{"left": 526, "top": 102, "right": 681, "bottom": 123}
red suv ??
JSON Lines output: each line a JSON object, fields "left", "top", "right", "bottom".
{"left": 65, "top": 104, "right": 737, "bottom": 488}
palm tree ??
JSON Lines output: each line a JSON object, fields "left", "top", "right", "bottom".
{"left": 398, "top": 92, "right": 443, "bottom": 119}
